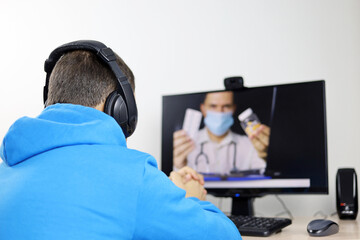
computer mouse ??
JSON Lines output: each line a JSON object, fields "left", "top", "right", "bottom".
{"left": 307, "top": 219, "right": 339, "bottom": 237}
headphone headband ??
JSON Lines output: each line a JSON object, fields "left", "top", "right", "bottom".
{"left": 44, "top": 40, "right": 137, "bottom": 137}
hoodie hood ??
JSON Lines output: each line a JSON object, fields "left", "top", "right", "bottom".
{"left": 0, "top": 104, "right": 126, "bottom": 166}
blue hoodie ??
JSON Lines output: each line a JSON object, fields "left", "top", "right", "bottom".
{"left": 0, "top": 104, "right": 241, "bottom": 240}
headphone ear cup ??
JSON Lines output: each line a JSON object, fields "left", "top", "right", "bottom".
{"left": 104, "top": 91, "right": 129, "bottom": 134}
{"left": 104, "top": 91, "right": 117, "bottom": 116}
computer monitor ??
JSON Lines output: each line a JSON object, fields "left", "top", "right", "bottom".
{"left": 161, "top": 80, "right": 328, "bottom": 216}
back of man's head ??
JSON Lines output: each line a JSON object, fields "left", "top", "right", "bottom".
{"left": 46, "top": 50, "right": 135, "bottom": 108}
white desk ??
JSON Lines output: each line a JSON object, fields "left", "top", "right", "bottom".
{"left": 243, "top": 216, "right": 359, "bottom": 240}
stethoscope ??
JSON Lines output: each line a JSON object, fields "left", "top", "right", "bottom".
{"left": 194, "top": 140, "right": 239, "bottom": 173}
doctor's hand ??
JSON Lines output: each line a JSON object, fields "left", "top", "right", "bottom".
{"left": 173, "top": 130, "right": 195, "bottom": 169}
{"left": 169, "top": 171, "right": 207, "bottom": 200}
{"left": 249, "top": 124, "right": 270, "bottom": 160}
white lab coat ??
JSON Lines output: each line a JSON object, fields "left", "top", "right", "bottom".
{"left": 187, "top": 128, "right": 266, "bottom": 175}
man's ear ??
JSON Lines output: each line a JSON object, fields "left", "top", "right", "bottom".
{"left": 200, "top": 103, "right": 206, "bottom": 117}
{"left": 232, "top": 104, "right": 237, "bottom": 113}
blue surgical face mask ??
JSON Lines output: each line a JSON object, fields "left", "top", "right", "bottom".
{"left": 204, "top": 111, "right": 234, "bottom": 136}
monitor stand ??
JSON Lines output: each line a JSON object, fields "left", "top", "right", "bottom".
{"left": 231, "top": 197, "right": 255, "bottom": 216}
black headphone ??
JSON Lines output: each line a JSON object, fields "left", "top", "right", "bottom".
{"left": 43, "top": 40, "right": 138, "bottom": 138}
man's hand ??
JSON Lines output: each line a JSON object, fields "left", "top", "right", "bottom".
{"left": 177, "top": 166, "right": 204, "bottom": 185}
{"left": 169, "top": 166, "right": 207, "bottom": 200}
{"left": 184, "top": 180, "right": 207, "bottom": 200}
{"left": 173, "top": 130, "right": 195, "bottom": 169}
{"left": 248, "top": 124, "right": 270, "bottom": 160}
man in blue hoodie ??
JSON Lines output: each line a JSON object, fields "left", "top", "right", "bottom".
{"left": 0, "top": 41, "right": 241, "bottom": 240}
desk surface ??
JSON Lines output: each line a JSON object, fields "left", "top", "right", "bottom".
{"left": 242, "top": 216, "right": 359, "bottom": 240}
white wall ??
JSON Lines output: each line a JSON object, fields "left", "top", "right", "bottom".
{"left": 0, "top": 0, "right": 359, "bottom": 217}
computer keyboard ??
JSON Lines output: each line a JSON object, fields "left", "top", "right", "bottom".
{"left": 228, "top": 215, "right": 292, "bottom": 237}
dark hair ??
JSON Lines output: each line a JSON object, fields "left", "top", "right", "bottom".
{"left": 46, "top": 50, "right": 134, "bottom": 107}
{"left": 202, "top": 91, "right": 234, "bottom": 104}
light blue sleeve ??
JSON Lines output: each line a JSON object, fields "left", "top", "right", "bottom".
{"left": 132, "top": 156, "right": 242, "bottom": 240}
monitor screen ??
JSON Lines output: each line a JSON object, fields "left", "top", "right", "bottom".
{"left": 161, "top": 80, "right": 328, "bottom": 198}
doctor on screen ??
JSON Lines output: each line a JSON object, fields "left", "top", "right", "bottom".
{"left": 173, "top": 91, "right": 270, "bottom": 175}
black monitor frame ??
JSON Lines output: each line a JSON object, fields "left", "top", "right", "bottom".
{"left": 161, "top": 80, "right": 328, "bottom": 215}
